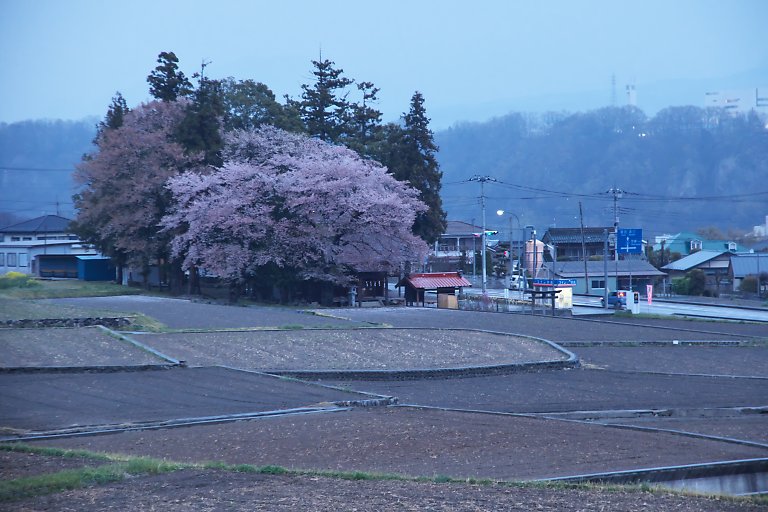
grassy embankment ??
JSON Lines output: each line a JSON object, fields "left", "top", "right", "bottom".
{"left": 1, "top": 443, "right": 765, "bottom": 505}
{"left": 0, "top": 275, "right": 162, "bottom": 330}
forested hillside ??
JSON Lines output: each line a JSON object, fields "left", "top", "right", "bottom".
{"left": 0, "top": 119, "right": 95, "bottom": 224}
{"left": 436, "top": 106, "right": 768, "bottom": 237}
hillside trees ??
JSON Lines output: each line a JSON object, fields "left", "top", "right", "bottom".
{"left": 436, "top": 106, "right": 768, "bottom": 231}
{"left": 163, "top": 126, "right": 428, "bottom": 301}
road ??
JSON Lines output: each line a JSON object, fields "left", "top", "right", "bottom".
{"left": 459, "top": 286, "right": 768, "bottom": 322}
{"left": 571, "top": 294, "right": 768, "bottom": 322}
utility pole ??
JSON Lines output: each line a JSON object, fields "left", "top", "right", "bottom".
{"left": 579, "top": 201, "right": 589, "bottom": 294}
{"left": 603, "top": 228, "right": 609, "bottom": 307}
{"left": 471, "top": 217, "right": 476, "bottom": 278}
{"left": 469, "top": 176, "right": 497, "bottom": 293}
{"left": 607, "top": 187, "right": 623, "bottom": 262}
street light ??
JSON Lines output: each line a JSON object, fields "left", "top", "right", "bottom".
{"left": 496, "top": 210, "right": 520, "bottom": 288}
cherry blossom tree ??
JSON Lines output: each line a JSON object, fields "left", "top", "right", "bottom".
{"left": 73, "top": 100, "right": 201, "bottom": 288}
{"left": 163, "top": 126, "right": 428, "bottom": 294}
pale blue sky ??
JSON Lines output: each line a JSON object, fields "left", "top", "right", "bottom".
{"left": 1, "top": 0, "right": 766, "bottom": 128}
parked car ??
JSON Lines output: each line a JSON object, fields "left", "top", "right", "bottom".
{"left": 509, "top": 275, "right": 524, "bottom": 290}
{"left": 601, "top": 290, "right": 628, "bottom": 308}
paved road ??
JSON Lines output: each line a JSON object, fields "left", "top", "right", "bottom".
{"left": 570, "top": 294, "right": 768, "bottom": 322}
{"left": 43, "top": 296, "right": 362, "bottom": 329}
{"left": 455, "top": 286, "right": 768, "bottom": 321}
{"left": 321, "top": 307, "right": 764, "bottom": 342}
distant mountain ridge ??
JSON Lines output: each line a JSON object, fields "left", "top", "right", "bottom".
{"left": 2, "top": 107, "right": 767, "bottom": 240}
{"left": 435, "top": 105, "right": 768, "bottom": 237}
{"left": 0, "top": 119, "right": 96, "bottom": 221}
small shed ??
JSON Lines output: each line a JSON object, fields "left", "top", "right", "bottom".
{"left": 397, "top": 272, "right": 472, "bottom": 308}
{"left": 38, "top": 255, "right": 79, "bottom": 278}
{"left": 76, "top": 255, "right": 115, "bottom": 281}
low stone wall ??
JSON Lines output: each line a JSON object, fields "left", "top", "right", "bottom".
{"left": 0, "top": 317, "right": 131, "bottom": 329}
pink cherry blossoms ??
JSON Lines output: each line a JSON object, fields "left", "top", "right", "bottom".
{"left": 74, "top": 100, "right": 200, "bottom": 270}
{"left": 163, "top": 126, "right": 428, "bottom": 284}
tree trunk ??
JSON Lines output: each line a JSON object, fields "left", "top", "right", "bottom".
{"left": 168, "top": 258, "right": 185, "bottom": 295}
{"left": 188, "top": 266, "right": 201, "bottom": 295}
{"left": 228, "top": 280, "right": 242, "bottom": 304}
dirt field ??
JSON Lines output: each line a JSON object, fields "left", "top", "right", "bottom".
{"left": 2, "top": 296, "right": 767, "bottom": 510}
{"left": 6, "top": 467, "right": 766, "bottom": 512}
{"left": 32, "top": 407, "right": 767, "bottom": 481}
{"left": 134, "top": 328, "right": 567, "bottom": 371}
{"left": 0, "top": 327, "right": 164, "bottom": 367}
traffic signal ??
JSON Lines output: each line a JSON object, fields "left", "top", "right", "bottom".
{"left": 485, "top": 230, "right": 498, "bottom": 236}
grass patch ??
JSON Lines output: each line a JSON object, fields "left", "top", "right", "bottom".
{"left": 123, "top": 314, "right": 167, "bottom": 333}
{"left": 279, "top": 324, "right": 305, "bottom": 330}
{"left": 0, "top": 443, "right": 112, "bottom": 462}
{"left": 0, "top": 279, "right": 142, "bottom": 300}
{"left": 0, "top": 466, "right": 123, "bottom": 502}
{"left": 0, "top": 460, "right": 182, "bottom": 503}
{"left": 0, "top": 296, "right": 166, "bottom": 332}
{"left": 0, "top": 298, "right": 115, "bottom": 322}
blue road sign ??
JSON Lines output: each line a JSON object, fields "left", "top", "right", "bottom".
{"left": 533, "top": 278, "right": 577, "bottom": 287}
{"left": 617, "top": 228, "right": 643, "bottom": 254}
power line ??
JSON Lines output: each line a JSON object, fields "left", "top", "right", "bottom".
{"left": 0, "top": 166, "right": 76, "bottom": 172}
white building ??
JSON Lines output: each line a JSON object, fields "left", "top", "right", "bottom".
{"left": 0, "top": 215, "right": 99, "bottom": 277}
{"left": 752, "top": 215, "right": 768, "bottom": 238}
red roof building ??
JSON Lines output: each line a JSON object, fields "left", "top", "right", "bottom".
{"left": 397, "top": 272, "right": 471, "bottom": 307}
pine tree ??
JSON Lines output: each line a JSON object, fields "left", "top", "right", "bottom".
{"left": 147, "top": 51, "right": 193, "bottom": 102}
{"left": 299, "top": 58, "right": 353, "bottom": 143}
{"left": 347, "top": 81, "right": 382, "bottom": 156}
{"left": 380, "top": 92, "right": 446, "bottom": 244}
{"left": 97, "top": 92, "right": 129, "bottom": 136}
{"left": 176, "top": 67, "right": 225, "bottom": 167}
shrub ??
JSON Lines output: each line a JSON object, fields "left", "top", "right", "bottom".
{"left": 671, "top": 277, "right": 689, "bottom": 295}
{"left": 740, "top": 276, "right": 758, "bottom": 293}
{"left": 686, "top": 269, "right": 706, "bottom": 296}
{"left": 0, "top": 272, "right": 39, "bottom": 289}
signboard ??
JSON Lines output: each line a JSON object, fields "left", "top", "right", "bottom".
{"left": 556, "top": 287, "right": 573, "bottom": 309}
{"left": 533, "top": 278, "right": 577, "bottom": 287}
{"left": 617, "top": 228, "right": 643, "bottom": 254}
{"left": 646, "top": 284, "right": 653, "bottom": 305}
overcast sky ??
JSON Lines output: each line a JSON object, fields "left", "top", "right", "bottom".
{"left": 2, "top": 0, "right": 766, "bottom": 129}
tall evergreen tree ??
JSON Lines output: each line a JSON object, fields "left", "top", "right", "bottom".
{"left": 97, "top": 92, "right": 129, "bottom": 135}
{"left": 299, "top": 58, "right": 353, "bottom": 143}
{"left": 176, "top": 67, "right": 225, "bottom": 167}
{"left": 346, "top": 81, "right": 382, "bottom": 156}
{"left": 383, "top": 92, "right": 446, "bottom": 244}
{"left": 147, "top": 51, "right": 193, "bottom": 102}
